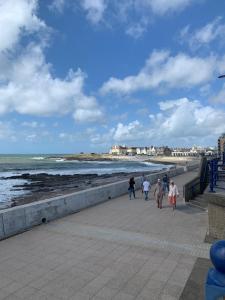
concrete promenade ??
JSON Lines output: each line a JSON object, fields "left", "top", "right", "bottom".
{"left": 0, "top": 170, "right": 209, "bottom": 300}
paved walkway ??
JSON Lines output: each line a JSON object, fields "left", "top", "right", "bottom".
{"left": 0, "top": 170, "right": 209, "bottom": 300}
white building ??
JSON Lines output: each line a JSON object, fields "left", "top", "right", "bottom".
{"left": 136, "top": 147, "right": 148, "bottom": 155}
{"left": 110, "top": 145, "right": 127, "bottom": 155}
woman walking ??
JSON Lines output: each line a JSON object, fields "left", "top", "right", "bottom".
{"left": 168, "top": 180, "right": 179, "bottom": 210}
{"left": 128, "top": 177, "right": 135, "bottom": 200}
{"left": 154, "top": 179, "right": 164, "bottom": 209}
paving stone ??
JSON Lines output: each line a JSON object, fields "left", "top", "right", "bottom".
{"left": 0, "top": 171, "right": 209, "bottom": 300}
{"left": 113, "top": 292, "right": 135, "bottom": 300}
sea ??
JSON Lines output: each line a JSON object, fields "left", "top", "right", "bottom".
{"left": 0, "top": 154, "right": 169, "bottom": 204}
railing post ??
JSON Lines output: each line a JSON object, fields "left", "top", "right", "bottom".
{"left": 205, "top": 240, "right": 225, "bottom": 299}
{"left": 209, "top": 160, "right": 215, "bottom": 193}
{"left": 213, "top": 159, "right": 218, "bottom": 187}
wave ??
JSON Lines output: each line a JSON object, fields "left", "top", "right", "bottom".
{"left": 31, "top": 156, "right": 45, "bottom": 160}
{"left": 81, "top": 160, "right": 114, "bottom": 164}
{"left": 0, "top": 178, "right": 30, "bottom": 203}
{"left": 55, "top": 159, "right": 66, "bottom": 162}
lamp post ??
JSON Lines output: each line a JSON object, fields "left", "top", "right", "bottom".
{"left": 218, "top": 75, "right": 225, "bottom": 165}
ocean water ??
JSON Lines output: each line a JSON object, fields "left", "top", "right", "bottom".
{"left": 0, "top": 154, "right": 168, "bottom": 203}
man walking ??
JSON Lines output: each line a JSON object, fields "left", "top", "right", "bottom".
{"left": 142, "top": 178, "right": 151, "bottom": 201}
{"left": 154, "top": 179, "right": 164, "bottom": 209}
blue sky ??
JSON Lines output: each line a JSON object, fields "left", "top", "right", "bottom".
{"left": 0, "top": 0, "right": 225, "bottom": 154}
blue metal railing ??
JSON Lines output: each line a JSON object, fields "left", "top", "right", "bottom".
{"left": 208, "top": 152, "right": 224, "bottom": 192}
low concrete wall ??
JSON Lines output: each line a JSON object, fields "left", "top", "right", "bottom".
{"left": 205, "top": 192, "right": 225, "bottom": 240}
{"left": 0, "top": 166, "right": 186, "bottom": 240}
{"left": 183, "top": 158, "right": 207, "bottom": 202}
{"left": 183, "top": 176, "right": 201, "bottom": 202}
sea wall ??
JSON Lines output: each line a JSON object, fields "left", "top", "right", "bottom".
{"left": 0, "top": 166, "right": 193, "bottom": 240}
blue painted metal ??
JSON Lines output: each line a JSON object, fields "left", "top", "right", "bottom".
{"left": 205, "top": 240, "right": 225, "bottom": 299}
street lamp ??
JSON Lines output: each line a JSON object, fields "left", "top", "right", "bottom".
{"left": 218, "top": 74, "right": 225, "bottom": 165}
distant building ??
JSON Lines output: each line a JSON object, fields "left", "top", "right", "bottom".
{"left": 218, "top": 133, "right": 225, "bottom": 158}
{"left": 147, "top": 146, "right": 156, "bottom": 156}
{"left": 171, "top": 146, "right": 215, "bottom": 157}
{"left": 136, "top": 147, "right": 148, "bottom": 155}
{"left": 156, "top": 146, "right": 172, "bottom": 156}
{"left": 110, "top": 145, "right": 127, "bottom": 155}
{"left": 127, "top": 147, "right": 137, "bottom": 156}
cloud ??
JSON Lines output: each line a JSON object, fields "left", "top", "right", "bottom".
{"left": 113, "top": 120, "right": 143, "bottom": 141}
{"left": 125, "top": 19, "right": 148, "bottom": 39}
{"left": 91, "top": 98, "right": 225, "bottom": 146}
{"left": 210, "top": 83, "right": 225, "bottom": 104}
{"left": 0, "top": 0, "right": 46, "bottom": 53}
{"left": 0, "top": 43, "right": 104, "bottom": 122}
{"left": 180, "top": 17, "right": 225, "bottom": 49}
{"left": 0, "top": 2, "right": 104, "bottom": 123}
{"left": 48, "top": 0, "right": 66, "bottom": 13}
{"left": 49, "top": 0, "right": 194, "bottom": 38}
{"left": 25, "top": 133, "right": 37, "bottom": 141}
{"left": 100, "top": 50, "right": 217, "bottom": 94}
{"left": 81, "top": 0, "right": 107, "bottom": 24}
{"left": 140, "top": 0, "right": 193, "bottom": 15}
{"left": 21, "top": 121, "right": 45, "bottom": 128}
{"left": 0, "top": 122, "right": 14, "bottom": 140}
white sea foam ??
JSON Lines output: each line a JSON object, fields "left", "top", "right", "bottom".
{"left": 31, "top": 156, "right": 45, "bottom": 160}
{"left": 0, "top": 178, "right": 29, "bottom": 203}
{"left": 55, "top": 158, "right": 66, "bottom": 162}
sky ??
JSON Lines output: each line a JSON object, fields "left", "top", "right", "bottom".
{"left": 0, "top": 0, "right": 225, "bottom": 154}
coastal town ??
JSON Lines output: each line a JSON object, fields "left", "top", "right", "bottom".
{"left": 109, "top": 144, "right": 216, "bottom": 157}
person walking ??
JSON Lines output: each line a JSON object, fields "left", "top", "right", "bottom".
{"left": 128, "top": 177, "right": 135, "bottom": 200}
{"left": 154, "top": 179, "right": 164, "bottom": 209}
{"left": 142, "top": 178, "right": 151, "bottom": 201}
{"left": 168, "top": 180, "right": 179, "bottom": 210}
{"left": 140, "top": 174, "right": 145, "bottom": 194}
{"left": 162, "top": 174, "right": 169, "bottom": 193}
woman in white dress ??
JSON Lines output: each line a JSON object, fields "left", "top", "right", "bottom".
{"left": 168, "top": 180, "right": 179, "bottom": 210}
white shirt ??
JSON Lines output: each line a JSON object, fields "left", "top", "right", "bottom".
{"left": 143, "top": 181, "right": 150, "bottom": 191}
{"left": 168, "top": 184, "right": 179, "bottom": 197}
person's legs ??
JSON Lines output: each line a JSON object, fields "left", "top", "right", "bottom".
{"left": 133, "top": 189, "right": 135, "bottom": 198}
{"left": 144, "top": 191, "right": 148, "bottom": 200}
{"left": 129, "top": 188, "right": 132, "bottom": 200}
{"left": 159, "top": 195, "right": 163, "bottom": 208}
{"left": 172, "top": 196, "right": 176, "bottom": 210}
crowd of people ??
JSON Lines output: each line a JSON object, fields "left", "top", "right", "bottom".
{"left": 128, "top": 173, "right": 179, "bottom": 210}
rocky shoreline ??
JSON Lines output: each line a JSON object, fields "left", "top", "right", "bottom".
{"left": 3, "top": 170, "right": 165, "bottom": 208}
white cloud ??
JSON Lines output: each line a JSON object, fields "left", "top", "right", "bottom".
{"left": 180, "top": 17, "right": 225, "bottom": 49}
{"left": 0, "top": 122, "right": 14, "bottom": 140}
{"left": 140, "top": 0, "right": 193, "bottom": 15}
{"left": 113, "top": 120, "right": 143, "bottom": 141}
{"left": 81, "top": 0, "right": 107, "bottom": 24}
{"left": 0, "top": 43, "right": 103, "bottom": 122}
{"left": 125, "top": 20, "right": 148, "bottom": 39}
{"left": 210, "top": 83, "right": 225, "bottom": 104}
{"left": 49, "top": 0, "right": 66, "bottom": 13}
{"left": 22, "top": 121, "right": 38, "bottom": 128}
{"left": 21, "top": 121, "right": 45, "bottom": 128}
{"left": 25, "top": 133, "right": 37, "bottom": 141}
{"left": 0, "top": 0, "right": 46, "bottom": 53}
{"left": 49, "top": 0, "right": 194, "bottom": 38}
{"left": 91, "top": 98, "right": 225, "bottom": 146}
{"left": 100, "top": 50, "right": 217, "bottom": 94}
{"left": 0, "top": 1, "right": 104, "bottom": 123}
